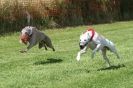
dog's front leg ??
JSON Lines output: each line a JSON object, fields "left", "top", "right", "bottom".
{"left": 20, "top": 44, "right": 35, "bottom": 53}
{"left": 76, "top": 46, "right": 87, "bottom": 61}
{"left": 91, "top": 44, "right": 101, "bottom": 59}
{"left": 20, "top": 39, "right": 36, "bottom": 53}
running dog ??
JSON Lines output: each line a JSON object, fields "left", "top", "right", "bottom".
{"left": 76, "top": 27, "right": 120, "bottom": 67}
{"left": 19, "top": 26, "right": 55, "bottom": 53}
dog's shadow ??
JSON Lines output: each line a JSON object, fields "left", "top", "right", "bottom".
{"left": 34, "top": 58, "right": 63, "bottom": 65}
{"left": 97, "top": 64, "right": 126, "bottom": 71}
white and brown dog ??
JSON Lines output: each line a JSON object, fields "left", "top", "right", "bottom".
{"left": 19, "top": 26, "right": 55, "bottom": 53}
{"left": 76, "top": 27, "right": 120, "bottom": 67}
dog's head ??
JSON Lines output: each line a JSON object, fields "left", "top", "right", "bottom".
{"left": 20, "top": 26, "right": 33, "bottom": 45}
{"left": 79, "top": 32, "right": 90, "bottom": 49}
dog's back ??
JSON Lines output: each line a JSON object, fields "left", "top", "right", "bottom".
{"left": 91, "top": 31, "right": 115, "bottom": 51}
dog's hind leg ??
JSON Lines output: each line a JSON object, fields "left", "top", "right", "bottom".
{"left": 113, "top": 47, "right": 120, "bottom": 59}
{"left": 38, "top": 41, "right": 43, "bottom": 49}
{"left": 110, "top": 46, "right": 120, "bottom": 59}
{"left": 44, "top": 44, "right": 48, "bottom": 50}
{"left": 46, "top": 43, "right": 55, "bottom": 51}
{"left": 44, "top": 39, "right": 55, "bottom": 51}
{"left": 114, "top": 50, "right": 120, "bottom": 59}
{"left": 38, "top": 41, "right": 48, "bottom": 50}
{"left": 102, "top": 47, "right": 111, "bottom": 67}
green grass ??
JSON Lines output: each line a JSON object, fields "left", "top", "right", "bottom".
{"left": 0, "top": 21, "right": 133, "bottom": 88}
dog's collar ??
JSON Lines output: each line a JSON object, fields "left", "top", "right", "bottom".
{"left": 87, "top": 29, "right": 95, "bottom": 41}
{"left": 81, "top": 28, "right": 95, "bottom": 48}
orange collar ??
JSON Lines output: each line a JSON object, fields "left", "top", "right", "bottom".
{"left": 87, "top": 29, "right": 95, "bottom": 41}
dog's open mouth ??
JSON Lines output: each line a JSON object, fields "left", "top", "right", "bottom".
{"left": 80, "top": 45, "right": 85, "bottom": 50}
{"left": 79, "top": 42, "right": 88, "bottom": 50}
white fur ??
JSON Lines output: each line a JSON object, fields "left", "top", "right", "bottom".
{"left": 21, "top": 26, "right": 33, "bottom": 36}
{"left": 76, "top": 29, "right": 120, "bottom": 67}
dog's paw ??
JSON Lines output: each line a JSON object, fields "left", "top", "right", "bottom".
{"left": 76, "top": 52, "right": 81, "bottom": 61}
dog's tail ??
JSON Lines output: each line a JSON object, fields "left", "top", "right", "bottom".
{"left": 25, "top": 11, "right": 31, "bottom": 26}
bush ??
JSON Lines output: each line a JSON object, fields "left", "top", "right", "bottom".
{"left": 0, "top": 0, "right": 133, "bottom": 34}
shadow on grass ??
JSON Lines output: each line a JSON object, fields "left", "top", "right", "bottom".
{"left": 97, "top": 64, "right": 126, "bottom": 71}
{"left": 34, "top": 58, "right": 63, "bottom": 65}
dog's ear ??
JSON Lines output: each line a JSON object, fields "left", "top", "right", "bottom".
{"left": 28, "top": 28, "right": 32, "bottom": 35}
{"left": 87, "top": 33, "right": 91, "bottom": 39}
{"left": 26, "top": 27, "right": 32, "bottom": 36}
{"left": 21, "top": 26, "right": 32, "bottom": 35}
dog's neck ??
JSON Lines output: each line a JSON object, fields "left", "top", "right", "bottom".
{"left": 88, "top": 29, "right": 95, "bottom": 41}
{"left": 87, "top": 29, "right": 95, "bottom": 41}
{"left": 82, "top": 29, "right": 95, "bottom": 47}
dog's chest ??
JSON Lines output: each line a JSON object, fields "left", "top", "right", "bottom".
{"left": 88, "top": 41, "right": 97, "bottom": 50}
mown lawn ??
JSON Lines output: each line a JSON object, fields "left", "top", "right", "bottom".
{"left": 0, "top": 21, "right": 133, "bottom": 88}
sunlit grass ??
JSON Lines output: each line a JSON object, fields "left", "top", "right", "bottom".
{"left": 0, "top": 21, "right": 133, "bottom": 88}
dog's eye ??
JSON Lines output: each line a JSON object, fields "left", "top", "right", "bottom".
{"left": 84, "top": 40, "right": 87, "bottom": 41}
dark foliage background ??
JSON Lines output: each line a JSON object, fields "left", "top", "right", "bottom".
{"left": 0, "top": 0, "right": 133, "bottom": 34}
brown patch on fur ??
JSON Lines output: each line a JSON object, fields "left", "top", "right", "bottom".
{"left": 20, "top": 33, "right": 30, "bottom": 44}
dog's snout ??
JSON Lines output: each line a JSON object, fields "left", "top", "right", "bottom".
{"left": 79, "top": 42, "right": 85, "bottom": 50}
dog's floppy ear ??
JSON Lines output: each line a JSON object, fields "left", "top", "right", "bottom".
{"left": 87, "top": 33, "right": 91, "bottom": 39}
{"left": 21, "top": 26, "right": 32, "bottom": 36}
{"left": 26, "top": 27, "right": 33, "bottom": 36}
{"left": 28, "top": 28, "right": 32, "bottom": 36}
